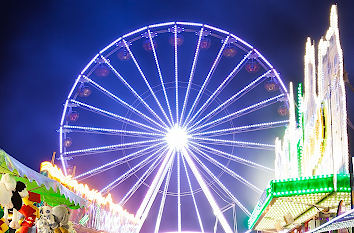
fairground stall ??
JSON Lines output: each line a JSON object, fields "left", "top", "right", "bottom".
{"left": 0, "top": 149, "right": 139, "bottom": 233}
{"left": 40, "top": 162, "right": 140, "bottom": 233}
{"left": 0, "top": 149, "right": 86, "bottom": 233}
{"left": 249, "top": 5, "right": 352, "bottom": 232}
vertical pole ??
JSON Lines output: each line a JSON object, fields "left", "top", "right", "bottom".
{"left": 350, "top": 154, "right": 354, "bottom": 233}
{"left": 349, "top": 156, "right": 353, "bottom": 209}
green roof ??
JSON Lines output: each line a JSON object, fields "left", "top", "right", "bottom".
{"left": 0, "top": 149, "right": 86, "bottom": 209}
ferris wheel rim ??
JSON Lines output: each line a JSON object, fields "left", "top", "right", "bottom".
{"left": 58, "top": 21, "right": 289, "bottom": 233}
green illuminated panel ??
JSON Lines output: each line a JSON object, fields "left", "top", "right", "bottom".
{"left": 248, "top": 174, "right": 351, "bottom": 230}
{"left": 297, "top": 83, "right": 304, "bottom": 176}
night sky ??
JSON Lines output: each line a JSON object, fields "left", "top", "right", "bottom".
{"left": 1, "top": 0, "right": 354, "bottom": 232}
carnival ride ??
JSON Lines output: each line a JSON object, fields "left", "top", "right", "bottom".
{"left": 58, "top": 22, "right": 289, "bottom": 232}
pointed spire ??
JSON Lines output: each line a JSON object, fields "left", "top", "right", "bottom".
{"left": 304, "top": 37, "right": 316, "bottom": 94}
{"left": 330, "top": 5, "right": 338, "bottom": 29}
{"left": 288, "top": 82, "right": 296, "bottom": 129}
{"left": 304, "top": 36, "right": 317, "bottom": 119}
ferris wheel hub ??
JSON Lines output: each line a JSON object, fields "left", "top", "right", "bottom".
{"left": 165, "top": 125, "right": 190, "bottom": 151}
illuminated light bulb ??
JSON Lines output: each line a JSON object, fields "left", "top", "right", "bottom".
{"left": 165, "top": 125, "right": 189, "bottom": 150}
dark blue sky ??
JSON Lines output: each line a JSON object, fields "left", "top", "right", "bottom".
{"left": 3, "top": 0, "right": 354, "bottom": 168}
{"left": 1, "top": 0, "right": 354, "bottom": 231}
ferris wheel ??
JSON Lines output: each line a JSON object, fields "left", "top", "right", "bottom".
{"left": 59, "top": 22, "right": 289, "bottom": 233}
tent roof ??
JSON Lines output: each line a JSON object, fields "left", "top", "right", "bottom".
{"left": 0, "top": 149, "right": 87, "bottom": 209}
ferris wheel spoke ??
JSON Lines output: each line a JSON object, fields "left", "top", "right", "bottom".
{"left": 136, "top": 149, "right": 175, "bottom": 229}
{"left": 64, "top": 138, "right": 163, "bottom": 157}
{"left": 190, "top": 93, "right": 285, "bottom": 133}
{"left": 122, "top": 39, "right": 172, "bottom": 127}
{"left": 101, "top": 145, "right": 167, "bottom": 194}
{"left": 192, "top": 137, "right": 275, "bottom": 150}
{"left": 154, "top": 152, "right": 174, "bottom": 233}
{"left": 63, "top": 125, "right": 164, "bottom": 138}
{"left": 182, "top": 35, "right": 230, "bottom": 127}
{"left": 198, "top": 162, "right": 233, "bottom": 205}
{"left": 180, "top": 27, "right": 204, "bottom": 124}
{"left": 174, "top": 24, "right": 179, "bottom": 125}
{"left": 74, "top": 141, "right": 164, "bottom": 180}
{"left": 192, "top": 120, "right": 289, "bottom": 137}
{"left": 186, "top": 147, "right": 251, "bottom": 216}
{"left": 147, "top": 28, "right": 174, "bottom": 125}
{"left": 190, "top": 70, "right": 273, "bottom": 130}
{"left": 100, "top": 55, "right": 168, "bottom": 128}
{"left": 119, "top": 148, "right": 167, "bottom": 206}
{"left": 190, "top": 144, "right": 262, "bottom": 194}
{"left": 181, "top": 148, "right": 234, "bottom": 233}
{"left": 84, "top": 76, "right": 166, "bottom": 130}
{"left": 195, "top": 168, "right": 232, "bottom": 215}
{"left": 181, "top": 153, "right": 205, "bottom": 233}
{"left": 209, "top": 181, "right": 233, "bottom": 205}
{"left": 191, "top": 142, "right": 274, "bottom": 173}
{"left": 59, "top": 22, "right": 291, "bottom": 233}
{"left": 186, "top": 50, "right": 253, "bottom": 128}
{"left": 70, "top": 99, "right": 164, "bottom": 134}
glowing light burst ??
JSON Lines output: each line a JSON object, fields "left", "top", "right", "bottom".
{"left": 59, "top": 22, "right": 289, "bottom": 233}
{"left": 165, "top": 125, "right": 190, "bottom": 150}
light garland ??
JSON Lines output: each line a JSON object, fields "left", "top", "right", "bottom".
{"left": 40, "top": 162, "right": 140, "bottom": 226}
{"left": 297, "top": 83, "right": 304, "bottom": 177}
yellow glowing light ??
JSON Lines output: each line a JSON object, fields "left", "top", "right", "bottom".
{"left": 40, "top": 162, "right": 140, "bottom": 224}
{"left": 252, "top": 192, "right": 350, "bottom": 231}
